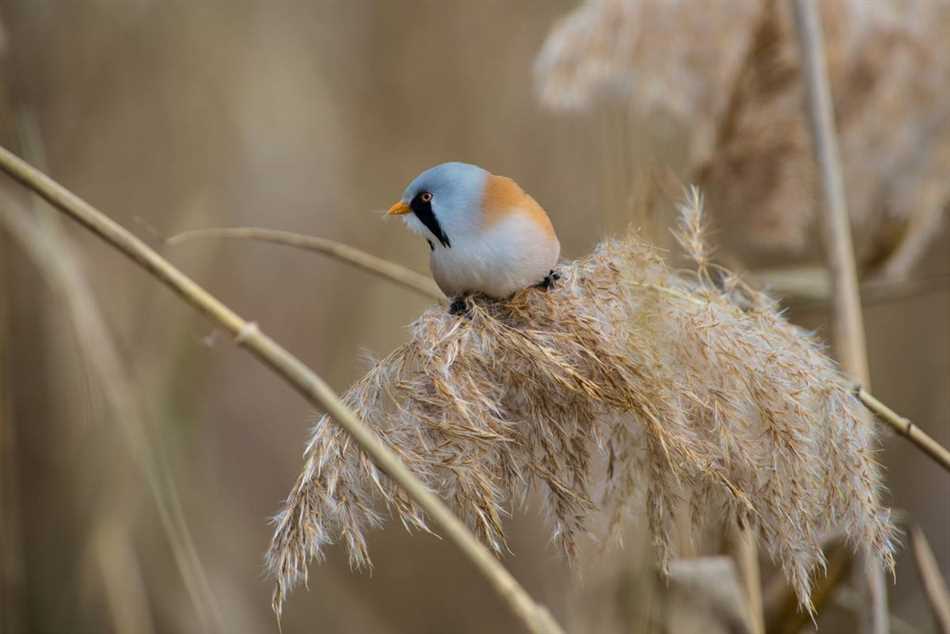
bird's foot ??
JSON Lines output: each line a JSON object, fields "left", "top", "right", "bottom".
{"left": 536, "top": 269, "right": 561, "bottom": 291}
{"left": 449, "top": 296, "right": 469, "bottom": 316}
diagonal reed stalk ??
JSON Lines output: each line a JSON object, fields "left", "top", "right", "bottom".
{"left": 0, "top": 146, "right": 565, "bottom": 634}
{"left": 856, "top": 389, "right": 950, "bottom": 471}
{"left": 7, "top": 110, "right": 223, "bottom": 632}
{"left": 0, "top": 202, "right": 224, "bottom": 632}
{"left": 4, "top": 141, "right": 950, "bottom": 631}
{"left": 910, "top": 526, "right": 950, "bottom": 634}
{"left": 167, "top": 227, "right": 443, "bottom": 301}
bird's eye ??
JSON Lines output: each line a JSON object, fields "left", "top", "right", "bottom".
{"left": 420, "top": 192, "right": 432, "bottom": 203}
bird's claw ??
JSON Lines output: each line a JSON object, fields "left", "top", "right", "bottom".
{"left": 537, "top": 269, "right": 561, "bottom": 291}
{"left": 449, "top": 297, "right": 469, "bottom": 316}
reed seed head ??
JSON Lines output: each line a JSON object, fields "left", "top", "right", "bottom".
{"left": 266, "top": 190, "right": 896, "bottom": 619}
{"left": 535, "top": 0, "right": 950, "bottom": 276}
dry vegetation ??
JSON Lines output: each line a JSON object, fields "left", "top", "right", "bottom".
{"left": 536, "top": 0, "right": 950, "bottom": 279}
{"left": 2, "top": 2, "right": 950, "bottom": 633}
{"left": 268, "top": 190, "right": 896, "bottom": 616}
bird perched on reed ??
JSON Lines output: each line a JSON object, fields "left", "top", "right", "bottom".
{"left": 388, "top": 162, "right": 560, "bottom": 311}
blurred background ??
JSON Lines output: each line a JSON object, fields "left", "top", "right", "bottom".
{"left": 0, "top": 1, "right": 947, "bottom": 632}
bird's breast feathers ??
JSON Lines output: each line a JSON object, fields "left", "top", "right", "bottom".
{"left": 431, "top": 177, "right": 560, "bottom": 298}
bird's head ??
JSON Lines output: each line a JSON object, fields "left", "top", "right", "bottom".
{"left": 387, "top": 162, "right": 490, "bottom": 249}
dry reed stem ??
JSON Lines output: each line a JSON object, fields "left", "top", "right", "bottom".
{"left": 791, "top": 3, "right": 886, "bottom": 630}
{"left": 93, "top": 517, "right": 157, "bottom": 634}
{"left": 729, "top": 525, "right": 765, "bottom": 634}
{"left": 910, "top": 526, "right": 950, "bottom": 634}
{"left": 0, "top": 146, "right": 564, "bottom": 634}
{"left": 0, "top": 229, "right": 23, "bottom": 634}
{"left": 792, "top": 0, "right": 869, "bottom": 383}
{"left": 856, "top": 389, "right": 950, "bottom": 472}
{"left": 752, "top": 268, "right": 950, "bottom": 307}
{"left": 8, "top": 112, "right": 225, "bottom": 632}
{"left": 0, "top": 202, "right": 225, "bottom": 632}
{"left": 267, "top": 185, "right": 896, "bottom": 616}
{"left": 167, "top": 227, "right": 443, "bottom": 302}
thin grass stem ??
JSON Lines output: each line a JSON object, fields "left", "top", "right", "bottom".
{"left": 0, "top": 222, "right": 23, "bottom": 634}
{"left": 168, "top": 227, "right": 443, "bottom": 302}
{"left": 855, "top": 389, "right": 950, "bottom": 472}
{"left": 910, "top": 527, "right": 950, "bottom": 634}
{"left": 0, "top": 204, "right": 225, "bottom": 632}
{"left": 9, "top": 111, "right": 224, "bottom": 632}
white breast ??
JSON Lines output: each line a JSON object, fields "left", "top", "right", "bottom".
{"left": 429, "top": 214, "right": 560, "bottom": 299}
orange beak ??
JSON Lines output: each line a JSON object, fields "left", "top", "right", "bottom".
{"left": 387, "top": 201, "right": 411, "bottom": 216}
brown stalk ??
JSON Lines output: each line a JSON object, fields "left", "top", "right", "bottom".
{"left": 910, "top": 526, "right": 950, "bottom": 634}
{"left": 0, "top": 203, "right": 224, "bottom": 632}
{"left": 93, "top": 517, "right": 157, "bottom": 634}
{"left": 167, "top": 227, "right": 444, "bottom": 302}
{"left": 857, "top": 388, "right": 950, "bottom": 472}
{"left": 0, "top": 226, "right": 23, "bottom": 634}
{"left": 729, "top": 525, "right": 765, "bottom": 634}
{"left": 8, "top": 111, "right": 224, "bottom": 631}
{"left": 0, "top": 145, "right": 565, "bottom": 634}
{"left": 752, "top": 268, "right": 950, "bottom": 308}
{"left": 791, "top": 1, "right": 884, "bottom": 632}
{"left": 791, "top": 0, "right": 869, "bottom": 380}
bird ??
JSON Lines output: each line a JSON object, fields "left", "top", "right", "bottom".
{"left": 387, "top": 162, "right": 560, "bottom": 312}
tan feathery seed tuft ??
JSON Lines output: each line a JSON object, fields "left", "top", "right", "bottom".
{"left": 266, "top": 191, "right": 896, "bottom": 618}
{"left": 535, "top": 0, "right": 950, "bottom": 278}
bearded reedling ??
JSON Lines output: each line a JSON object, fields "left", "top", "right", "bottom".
{"left": 388, "top": 162, "right": 561, "bottom": 312}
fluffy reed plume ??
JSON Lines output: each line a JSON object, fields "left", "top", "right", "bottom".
{"left": 535, "top": 0, "right": 950, "bottom": 278}
{"left": 535, "top": 0, "right": 759, "bottom": 140}
{"left": 267, "top": 189, "right": 896, "bottom": 617}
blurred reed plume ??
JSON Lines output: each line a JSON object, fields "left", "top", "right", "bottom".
{"left": 267, "top": 189, "right": 896, "bottom": 617}
{"left": 535, "top": 0, "right": 950, "bottom": 279}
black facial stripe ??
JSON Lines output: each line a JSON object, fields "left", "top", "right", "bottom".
{"left": 410, "top": 193, "right": 451, "bottom": 248}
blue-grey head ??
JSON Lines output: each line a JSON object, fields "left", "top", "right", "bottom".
{"left": 386, "top": 162, "right": 489, "bottom": 249}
